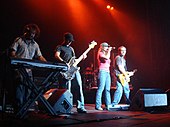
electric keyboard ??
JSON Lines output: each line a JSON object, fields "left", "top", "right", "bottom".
{"left": 10, "top": 57, "right": 68, "bottom": 71}
{"left": 9, "top": 57, "right": 68, "bottom": 118}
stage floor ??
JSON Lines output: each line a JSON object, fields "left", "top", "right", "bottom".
{"left": 0, "top": 104, "right": 170, "bottom": 127}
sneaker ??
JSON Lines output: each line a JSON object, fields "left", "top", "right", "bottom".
{"left": 95, "top": 107, "right": 103, "bottom": 111}
{"left": 112, "top": 105, "right": 121, "bottom": 108}
{"left": 106, "top": 105, "right": 113, "bottom": 110}
{"left": 77, "top": 108, "right": 87, "bottom": 113}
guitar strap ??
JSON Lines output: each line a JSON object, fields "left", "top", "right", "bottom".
{"left": 122, "top": 57, "right": 127, "bottom": 71}
{"left": 68, "top": 46, "right": 77, "bottom": 67}
{"left": 70, "top": 46, "right": 76, "bottom": 58}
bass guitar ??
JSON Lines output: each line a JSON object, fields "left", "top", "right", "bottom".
{"left": 118, "top": 69, "right": 137, "bottom": 86}
{"left": 61, "top": 41, "right": 97, "bottom": 80}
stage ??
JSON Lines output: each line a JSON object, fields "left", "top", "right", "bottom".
{"left": 0, "top": 104, "right": 170, "bottom": 127}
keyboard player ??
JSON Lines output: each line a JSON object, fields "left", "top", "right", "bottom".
{"left": 9, "top": 23, "right": 47, "bottom": 112}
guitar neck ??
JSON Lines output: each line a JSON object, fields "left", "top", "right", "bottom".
{"left": 73, "top": 47, "right": 91, "bottom": 66}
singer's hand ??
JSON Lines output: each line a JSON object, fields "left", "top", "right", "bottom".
{"left": 108, "top": 47, "right": 112, "bottom": 51}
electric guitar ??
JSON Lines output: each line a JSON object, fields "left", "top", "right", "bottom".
{"left": 118, "top": 69, "right": 137, "bottom": 86}
{"left": 61, "top": 41, "right": 97, "bottom": 80}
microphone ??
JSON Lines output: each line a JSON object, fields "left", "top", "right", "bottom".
{"left": 109, "top": 46, "right": 116, "bottom": 50}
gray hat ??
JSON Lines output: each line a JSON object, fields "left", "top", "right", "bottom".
{"left": 100, "top": 42, "right": 109, "bottom": 47}
{"left": 64, "top": 32, "right": 74, "bottom": 41}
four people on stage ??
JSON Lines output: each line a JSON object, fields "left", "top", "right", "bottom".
{"left": 6, "top": 23, "right": 135, "bottom": 113}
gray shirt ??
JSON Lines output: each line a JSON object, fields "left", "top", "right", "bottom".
{"left": 114, "top": 55, "right": 127, "bottom": 77}
{"left": 10, "top": 37, "right": 42, "bottom": 59}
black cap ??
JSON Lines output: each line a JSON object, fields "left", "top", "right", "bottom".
{"left": 64, "top": 32, "right": 74, "bottom": 41}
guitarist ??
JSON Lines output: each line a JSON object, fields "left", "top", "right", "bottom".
{"left": 111, "top": 46, "right": 133, "bottom": 107}
{"left": 54, "top": 32, "right": 87, "bottom": 113}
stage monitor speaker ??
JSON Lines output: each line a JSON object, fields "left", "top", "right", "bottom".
{"left": 45, "top": 89, "right": 73, "bottom": 114}
{"left": 131, "top": 88, "right": 168, "bottom": 112}
{"left": 166, "top": 89, "right": 170, "bottom": 106}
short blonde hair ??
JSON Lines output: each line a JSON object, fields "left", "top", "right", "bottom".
{"left": 118, "top": 46, "right": 126, "bottom": 52}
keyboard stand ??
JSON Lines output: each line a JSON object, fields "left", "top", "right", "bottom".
{"left": 15, "top": 68, "right": 60, "bottom": 119}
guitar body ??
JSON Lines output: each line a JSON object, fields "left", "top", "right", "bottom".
{"left": 60, "top": 65, "right": 78, "bottom": 80}
{"left": 118, "top": 69, "right": 137, "bottom": 86}
{"left": 118, "top": 72, "right": 131, "bottom": 86}
{"left": 60, "top": 41, "right": 97, "bottom": 81}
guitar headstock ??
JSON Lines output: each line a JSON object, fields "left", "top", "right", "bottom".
{"left": 133, "top": 69, "right": 137, "bottom": 73}
{"left": 89, "top": 40, "right": 97, "bottom": 49}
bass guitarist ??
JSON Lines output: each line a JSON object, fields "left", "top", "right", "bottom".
{"left": 111, "top": 46, "right": 135, "bottom": 107}
{"left": 54, "top": 32, "right": 87, "bottom": 113}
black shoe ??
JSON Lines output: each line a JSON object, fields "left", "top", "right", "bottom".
{"left": 77, "top": 108, "right": 87, "bottom": 113}
{"left": 126, "top": 99, "right": 132, "bottom": 105}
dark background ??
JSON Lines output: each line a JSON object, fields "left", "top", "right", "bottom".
{"left": 0, "top": 0, "right": 170, "bottom": 96}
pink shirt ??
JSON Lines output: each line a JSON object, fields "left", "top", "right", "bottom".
{"left": 98, "top": 51, "right": 111, "bottom": 72}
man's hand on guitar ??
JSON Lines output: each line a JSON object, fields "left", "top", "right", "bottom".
{"left": 118, "top": 69, "right": 137, "bottom": 86}
{"left": 66, "top": 63, "right": 70, "bottom": 69}
{"left": 128, "top": 71, "right": 135, "bottom": 76}
{"left": 124, "top": 74, "right": 130, "bottom": 83}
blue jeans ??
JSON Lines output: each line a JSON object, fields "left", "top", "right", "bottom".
{"left": 112, "top": 80, "right": 130, "bottom": 105}
{"left": 14, "top": 70, "right": 32, "bottom": 109}
{"left": 68, "top": 71, "right": 85, "bottom": 109}
{"left": 95, "top": 70, "right": 111, "bottom": 108}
